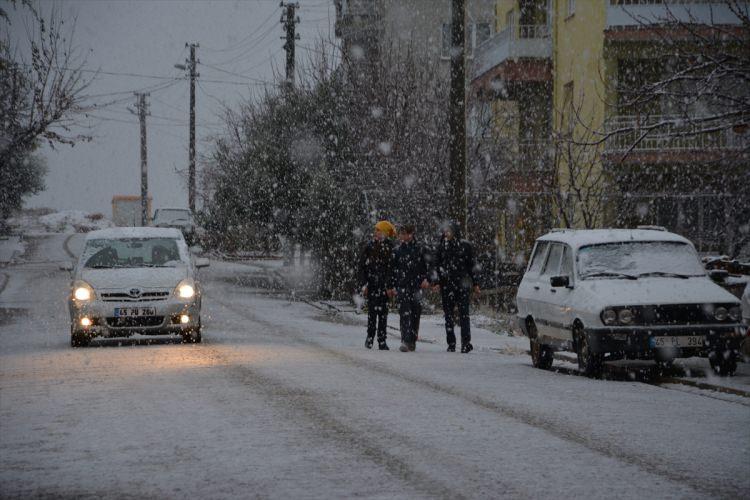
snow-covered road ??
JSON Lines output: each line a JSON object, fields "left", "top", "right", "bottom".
{"left": 1, "top": 234, "right": 748, "bottom": 498}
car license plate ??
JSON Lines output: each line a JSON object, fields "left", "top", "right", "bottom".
{"left": 114, "top": 307, "right": 156, "bottom": 318}
{"left": 650, "top": 335, "right": 705, "bottom": 348}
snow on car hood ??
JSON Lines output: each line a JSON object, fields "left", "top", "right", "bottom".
{"left": 576, "top": 276, "right": 739, "bottom": 309}
{"left": 80, "top": 266, "right": 188, "bottom": 290}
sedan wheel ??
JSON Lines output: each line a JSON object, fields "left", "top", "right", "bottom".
{"left": 575, "top": 328, "right": 603, "bottom": 378}
{"left": 709, "top": 351, "right": 736, "bottom": 376}
{"left": 528, "top": 320, "right": 553, "bottom": 370}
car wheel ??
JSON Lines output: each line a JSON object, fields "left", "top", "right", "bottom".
{"left": 70, "top": 328, "right": 90, "bottom": 348}
{"left": 709, "top": 351, "right": 736, "bottom": 376}
{"left": 575, "top": 327, "right": 603, "bottom": 378}
{"left": 182, "top": 319, "right": 202, "bottom": 344}
{"left": 527, "top": 320, "right": 553, "bottom": 370}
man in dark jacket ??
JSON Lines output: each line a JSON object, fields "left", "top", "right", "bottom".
{"left": 431, "top": 221, "right": 480, "bottom": 353}
{"left": 358, "top": 220, "right": 396, "bottom": 350}
{"left": 388, "top": 224, "right": 429, "bottom": 352}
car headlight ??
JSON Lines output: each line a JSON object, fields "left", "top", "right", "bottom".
{"left": 73, "top": 281, "right": 94, "bottom": 301}
{"left": 602, "top": 308, "right": 617, "bottom": 325}
{"left": 617, "top": 308, "right": 634, "bottom": 325}
{"left": 727, "top": 306, "right": 741, "bottom": 322}
{"left": 714, "top": 306, "right": 728, "bottom": 321}
{"left": 176, "top": 280, "right": 195, "bottom": 299}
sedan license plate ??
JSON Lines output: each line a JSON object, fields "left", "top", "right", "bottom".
{"left": 650, "top": 335, "right": 705, "bottom": 348}
{"left": 114, "top": 307, "right": 156, "bottom": 318}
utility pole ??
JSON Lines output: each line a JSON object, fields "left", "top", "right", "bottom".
{"left": 448, "top": 0, "right": 467, "bottom": 231}
{"left": 133, "top": 92, "right": 150, "bottom": 226}
{"left": 187, "top": 42, "right": 199, "bottom": 213}
{"left": 281, "top": 2, "right": 300, "bottom": 88}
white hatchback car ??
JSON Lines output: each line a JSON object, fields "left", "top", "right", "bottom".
{"left": 64, "top": 227, "right": 208, "bottom": 346}
{"left": 516, "top": 228, "right": 743, "bottom": 377}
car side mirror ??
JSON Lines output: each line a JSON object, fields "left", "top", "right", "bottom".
{"left": 59, "top": 262, "right": 74, "bottom": 272}
{"left": 550, "top": 275, "right": 570, "bottom": 288}
{"left": 195, "top": 257, "right": 210, "bottom": 268}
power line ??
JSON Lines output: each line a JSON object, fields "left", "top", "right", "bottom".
{"left": 199, "top": 62, "right": 275, "bottom": 84}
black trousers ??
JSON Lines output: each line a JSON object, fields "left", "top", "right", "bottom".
{"left": 398, "top": 293, "right": 422, "bottom": 346}
{"left": 441, "top": 286, "right": 471, "bottom": 347}
{"left": 366, "top": 294, "right": 388, "bottom": 342}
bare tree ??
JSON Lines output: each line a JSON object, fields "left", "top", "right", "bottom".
{"left": 1, "top": 1, "right": 92, "bottom": 221}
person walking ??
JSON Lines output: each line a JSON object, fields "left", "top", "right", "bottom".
{"left": 388, "top": 224, "right": 429, "bottom": 352}
{"left": 431, "top": 221, "right": 480, "bottom": 353}
{"left": 358, "top": 220, "right": 396, "bottom": 350}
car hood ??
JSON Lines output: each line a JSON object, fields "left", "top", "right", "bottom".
{"left": 80, "top": 266, "right": 189, "bottom": 290}
{"left": 575, "top": 276, "right": 740, "bottom": 309}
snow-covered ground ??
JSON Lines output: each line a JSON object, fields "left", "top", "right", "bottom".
{"left": 6, "top": 209, "right": 115, "bottom": 235}
{"left": 1, "top": 234, "right": 748, "bottom": 498}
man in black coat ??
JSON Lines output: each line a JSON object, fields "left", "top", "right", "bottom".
{"left": 431, "top": 221, "right": 480, "bottom": 353}
{"left": 358, "top": 220, "right": 396, "bottom": 350}
{"left": 388, "top": 224, "right": 429, "bottom": 352}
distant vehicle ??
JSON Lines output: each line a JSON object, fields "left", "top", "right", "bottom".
{"left": 62, "top": 227, "right": 209, "bottom": 346}
{"left": 516, "top": 228, "right": 743, "bottom": 377}
{"left": 152, "top": 207, "right": 197, "bottom": 245}
{"left": 112, "top": 195, "right": 151, "bottom": 227}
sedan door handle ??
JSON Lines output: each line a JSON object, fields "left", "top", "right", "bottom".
{"left": 550, "top": 289, "right": 557, "bottom": 293}
{"left": 533, "top": 286, "right": 540, "bottom": 290}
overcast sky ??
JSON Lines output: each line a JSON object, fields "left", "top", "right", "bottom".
{"left": 7, "top": 0, "right": 335, "bottom": 216}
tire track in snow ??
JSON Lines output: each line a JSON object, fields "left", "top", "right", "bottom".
{"left": 204, "top": 296, "right": 532, "bottom": 499}
{"left": 209, "top": 293, "right": 740, "bottom": 499}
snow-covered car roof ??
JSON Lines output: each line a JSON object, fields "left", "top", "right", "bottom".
{"left": 84, "top": 227, "right": 184, "bottom": 240}
{"left": 537, "top": 229, "right": 692, "bottom": 250}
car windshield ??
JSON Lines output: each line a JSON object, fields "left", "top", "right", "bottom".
{"left": 154, "top": 209, "right": 191, "bottom": 224}
{"left": 577, "top": 241, "right": 706, "bottom": 280}
{"left": 82, "top": 237, "right": 185, "bottom": 269}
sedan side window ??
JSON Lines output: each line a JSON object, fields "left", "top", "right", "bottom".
{"left": 541, "top": 243, "right": 563, "bottom": 276}
{"left": 527, "top": 242, "right": 549, "bottom": 274}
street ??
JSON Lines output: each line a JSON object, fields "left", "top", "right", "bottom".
{"left": 1, "top": 234, "right": 749, "bottom": 499}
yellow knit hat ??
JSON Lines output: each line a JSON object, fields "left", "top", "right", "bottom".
{"left": 374, "top": 220, "right": 396, "bottom": 238}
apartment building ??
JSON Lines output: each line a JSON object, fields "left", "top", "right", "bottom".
{"left": 473, "top": 0, "right": 748, "bottom": 255}
{"left": 334, "top": 0, "right": 497, "bottom": 72}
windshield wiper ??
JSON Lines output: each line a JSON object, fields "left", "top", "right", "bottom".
{"left": 581, "top": 271, "right": 638, "bottom": 280}
{"left": 637, "top": 271, "right": 693, "bottom": 279}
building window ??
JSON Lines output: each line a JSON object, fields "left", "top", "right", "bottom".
{"left": 566, "top": 0, "right": 575, "bottom": 18}
{"left": 474, "top": 23, "right": 491, "bottom": 48}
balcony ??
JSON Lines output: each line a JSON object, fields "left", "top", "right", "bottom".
{"left": 472, "top": 24, "right": 552, "bottom": 87}
{"left": 606, "top": 1, "right": 743, "bottom": 40}
{"left": 602, "top": 115, "right": 749, "bottom": 163}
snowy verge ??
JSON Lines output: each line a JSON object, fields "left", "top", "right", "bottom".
{"left": 0, "top": 236, "right": 25, "bottom": 266}
{"left": 7, "top": 209, "right": 115, "bottom": 235}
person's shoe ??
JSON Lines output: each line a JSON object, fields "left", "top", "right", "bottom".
{"left": 408, "top": 342, "right": 416, "bottom": 352}
{"left": 378, "top": 341, "right": 389, "bottom": 350}
{"left": 447, "top": 344, "right": 456, "bottom": 352}
{"left": 399, "top": 342, "right": 409, "bottom": 352}
{"left": 365, "top": 337, "right": 374, "bottom": 349}
{"left": 461, "top": 343, "right": 473, "bottom": 353}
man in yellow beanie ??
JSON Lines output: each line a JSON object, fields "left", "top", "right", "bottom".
{"left": 357, "top": 220, "right": 395, "bottom": 350}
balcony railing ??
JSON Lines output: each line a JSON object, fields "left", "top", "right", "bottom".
{"left": 473, "top": 24, "right": 551, "bottom": 80}
{"left": 606, "top": 1, "right": 743, "bottom": 29}
{"left": 603, "top": 115, "right": 749, "bottom": 153}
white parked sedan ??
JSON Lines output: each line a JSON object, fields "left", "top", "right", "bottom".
{"left": 63, "top": 227, "right": 208, "bottom": 346}
{"left": 516, "top": 228, "right": 743, "bottom": 377}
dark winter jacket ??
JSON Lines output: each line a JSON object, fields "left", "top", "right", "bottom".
{"left": 389, "top": 240, "right": 428, "bottom": 298}
{"left": 432, "top": 224, "right": 476, "bottom": 290}
{"left": 358, "top": 239, "right": 394, "bottom": 294}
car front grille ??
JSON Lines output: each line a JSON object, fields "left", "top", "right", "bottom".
{"left": 633, "top": 304, "right": 727, "bottom": 326}
{"left": 106, "top": 316, "right": 165, "bottom": 328}
{"left": 100, "top": 291, "right": 170, "bottom": 302}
